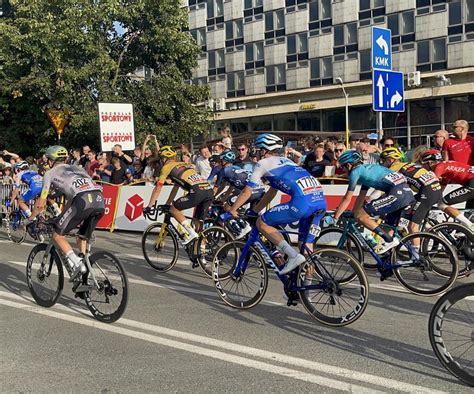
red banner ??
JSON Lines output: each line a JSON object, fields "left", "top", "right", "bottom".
{"left": 97, "top": 185, "right": 120, "bottom": 229}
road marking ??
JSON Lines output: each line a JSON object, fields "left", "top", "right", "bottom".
{"left": 0, "top": 296, "right": 386, "bottom": 393}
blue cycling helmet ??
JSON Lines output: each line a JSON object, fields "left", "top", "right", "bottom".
{"left": 220, "top": 149, "right": 236, "bottom": 163}
{"left": 338, "top": 150, "right": 362, "bottom": 166}
{"left": 255, "top": 133, "right": 283, "bottom": 151}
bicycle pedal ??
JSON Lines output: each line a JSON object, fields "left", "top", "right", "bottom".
{"left": 287, "top": 299, "right": 298, "bottom": 307}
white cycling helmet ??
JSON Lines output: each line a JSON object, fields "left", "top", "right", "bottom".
{"left": 255, "top": 133, "right": 283, "bottom": 151}
{"left": 15, "top": 160, "right": 29, "bottom": 171}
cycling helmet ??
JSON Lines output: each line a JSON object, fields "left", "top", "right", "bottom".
{"left": 420, "top": 149, "right": 442, "bottom": 164}
{"left": 158, "top": 145, "right": 177, "bottom": 159}
{"left": 15, "top": 160, "right": 29, "bottom": 171}
{"left": 380, "top": 147, "right": 403, "bottom": 161}
{"left": 209, "top": 154, "right": 221, "bottom": 164}
{"left": 255, "top": 133, "right": 283, "bottom": 151}
{"left": 338, "top": 150, "right": 363, "bottom": 166}
{"left": 45, "top": 145, "right": 68, "bottom": 161}
{"left": 220, "top": 150, "right": 236, "bottom": 163}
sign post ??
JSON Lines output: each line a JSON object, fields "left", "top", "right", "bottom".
{"left": 46, "top": 109, "right": 68, "bottom": 143}
{"left": 98, "top": 103, "right": 135, "bottom": 152}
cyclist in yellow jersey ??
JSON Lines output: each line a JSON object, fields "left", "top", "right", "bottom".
{"left": 144, "top": 146, "right": 213, "bottom": 244}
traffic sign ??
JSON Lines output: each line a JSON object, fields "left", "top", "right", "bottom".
{"left": 373, "top": 69, "right": 404, "bottom": 112}
{"left": 372, "top": 26, "right": 392, "bottom": 70}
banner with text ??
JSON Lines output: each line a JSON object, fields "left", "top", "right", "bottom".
{"left": 98, "top": 102, "right": 135, "bottom": 152}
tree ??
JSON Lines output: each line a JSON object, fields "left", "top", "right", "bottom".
{"left": 0, "top": 0, "right": 209, "bottom": 155}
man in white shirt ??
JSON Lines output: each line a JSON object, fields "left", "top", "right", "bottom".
{"left": 195, "top": 145, "right": 212, "bottom": 179}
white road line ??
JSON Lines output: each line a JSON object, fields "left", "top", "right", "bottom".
{"left": 0, "top": 291, "right": 447, "bottom": 394}
{"left": 0, "top": 296, "right": 382, "bottom": 393}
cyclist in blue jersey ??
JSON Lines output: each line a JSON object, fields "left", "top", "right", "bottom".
{"left": 227, "top": 134, "right": 327, "bottom": 275}
{"left": 207, "top": 154, "right": 222, "bottom": 185}
{"left": 334, "top": 150, "right": 415, "bottom": 254}
{"left": 10, "top": 161, "right": 43, "bottom": 218}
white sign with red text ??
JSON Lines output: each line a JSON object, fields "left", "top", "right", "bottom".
{"left": 98, "top": 102, "right": 135, "bottom": 152}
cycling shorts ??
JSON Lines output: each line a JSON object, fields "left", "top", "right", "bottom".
{"left": 402, "top": 186, "right": 442, "bottom": 225}
{"left": 21, "top": 184, "right": 42, "bottom": 203}
{"left": 364, "top": 183, "right": 415, "bottom": 226}
{"left": 442, "top": 178, "right": 474, "bottom": 206}
{"left": 173, "top": 187, "right": 213, "bottom": 221}
{"left": 55, "top": 191, "right": 105, "bottom": 240}
{"left": 261, "top": 195, "right": 327, "bottom": 243}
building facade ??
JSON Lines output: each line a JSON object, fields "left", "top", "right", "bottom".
{"left": 185, "top": 0, "right": 474, "bottom": 148}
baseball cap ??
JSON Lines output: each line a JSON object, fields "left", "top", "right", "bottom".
{"left": 367, "top": 133, "right": 378, "bottom": 140}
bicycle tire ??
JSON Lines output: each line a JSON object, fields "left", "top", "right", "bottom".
{"left": 429, "top": 222, "right": 473, "bottom": 278}
{"left": 429, "top": 282, "right": 474, "bottom": 387}
{"left": 197, "top": 226, "right": 234, "bottom": 277}
{"left": 142, "top": 222, "right": 179, "bottom": 272}
{"left": 7, "top": 212, "right": 26, "bottom": 244}
{"left": 298, "top": 248, "right": 369, "bottom": 327}
{"left": 26, "top": 243, "right": 64, "bottom": 307}
{"left": 212, "top": 241, "right": 268, "bottom": 309}
{"left": 392, "top": 232, "right": 459, "bottom": 296}
{"left": 83, "top": 251, "right": 128, "bottom": 323}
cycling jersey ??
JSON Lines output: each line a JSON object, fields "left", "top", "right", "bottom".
{"left": 215, "top": 164, "right": 263, "bottom": 191}
{"left": 347, "top": 164, "right": 408, "bottom": 193}
{"left": 157, "top": 161, "right": 211, "bottom": 191}
{"left": 389, "top": 161, "right": 441, "bottom": 193}
{"left": 15, "top": 170, "right": 43, "bottom": 202}
{"left": 432, "top": 161, "right": 474, "bottom": 186}
{"left": 442, "top": 137, "right": 474, "bottom": 164}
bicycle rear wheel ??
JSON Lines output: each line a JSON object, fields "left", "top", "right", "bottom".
{"left": 196, "top": 226, "right": 234, "bottom": 277}
{"left": 212, "top": 241, "right": 268, "bottom": 309}
{"left": 83, "top": 251, "right": 128, "bottom": 323}
{"left": 429, "top": 283, "right": 474, "bottom": 387}
{"left": 393, "top": 232, "right": 459, "bottom": 296}
{"left": 298, "top": 248, "right": 369, "bottom": 327}
{"left": 7, "top": 212, "right": 26, "bottom": 244}
{"left": 26, "top": 243, "right": 64, "bottom": 307}
{"left": 142, "top": 222, "right": 179, "bottom": 272}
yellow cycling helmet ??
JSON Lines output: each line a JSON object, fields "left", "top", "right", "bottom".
{"left": 159, "top": 145, "right": 177, "bottom": 159}
{"left": 380, "top": 147, "right": 403, "bottom": 161}
{"left": 45, "top": 145, "right": 68, "bottom": 161}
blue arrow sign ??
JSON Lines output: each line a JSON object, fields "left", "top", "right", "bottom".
{"left": 373, "top": 69, "right": 404, "bottom": 112}
{"left": 372, "top": 26, "right": 392, "bottom": 70}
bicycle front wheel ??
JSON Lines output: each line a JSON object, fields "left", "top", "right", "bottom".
{"left": 429, "top": 283, "right": 474, "bottom": 387}
{"left": 142, "top": 222, "right": 179, "bottom": 272}
{"left": 7, "top": 213, "right": 26, "bottom": 244}
{"left": 298, "top": 248, "right": 369, "bottom": 327}
{"left": 393, "top": 232, "right": 459, "bottom": 296}
{"left": 26, "top": 243, "right": 64, "bottom": 307}
{"left": 83, "top": 251, "right": 128, "bottom": 323}
{"left": 196, "top": 226, "right": 234, "bottom": 277}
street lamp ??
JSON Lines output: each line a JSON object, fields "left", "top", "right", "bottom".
{"left": 336, "top": 77, "right": 350, "bottom": 148}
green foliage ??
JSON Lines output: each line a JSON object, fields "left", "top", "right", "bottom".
{"left": 0, "top": 0, "right": 209, "bottom": 155}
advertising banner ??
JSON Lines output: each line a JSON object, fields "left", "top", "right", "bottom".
{"left": 96, "top": 185, "right": 120, "bottom": 229}
{"left": 98, "top": 103, "right": 135, "bottom": 152}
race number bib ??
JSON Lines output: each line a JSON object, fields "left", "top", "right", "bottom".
{"left": 418, "top": 171, "right": 437, "bottom": 185}
{"left": 72, "top": 177, "right": 96, "bottom": 192}
{"left": 384, "top": 172, "right": 405, "bottom": 185}
{"left": 296, "top": 176, "right": 321, "bottom": 195}
{"left": 188, "top": 173, "right": 206, "bottom": 185}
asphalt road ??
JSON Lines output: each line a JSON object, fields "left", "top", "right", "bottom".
{"left": 0, "top": 228, "right": 472, "bottom": 392}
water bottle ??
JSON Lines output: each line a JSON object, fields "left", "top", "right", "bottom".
{"left": 364, "top": 232, "right": 378, "bottom": 248}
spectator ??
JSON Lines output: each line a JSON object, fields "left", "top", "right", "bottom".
{"left": 132, "top": 146, "right": 144, "bottom": 179}
{"left": 442, "top": 119, "right": 474, "bottom": 164}
{"left": 332, "top": 143, "right": 347, "bottom": 176}
{"left": 349, "top": 135, "right": 360, "bottom": 150}
{"left": 79, "top": 145, "right": 91, "bottom": 167}
{"left": 0, "top": 165, "right": 13, "bottom": 185}
{"left": 381, "top": 137, "right": 396, "bottom": 149}
{"left": 219, "top": 126, "right": 233, "bottom": 149}
{"left": 70, "top": 148, "right": 81, "bottom": 166}
{"left": 112, "top": 144, "right": 133, "bottom": 167}
{"left": 85, "top": 150, "right": 100, "bottom": 177}
{"left": 95, "top": 154, "right": 112, "bottom": 183}
{"left": 104, "top": 157, "right": 128, "bottom": 185}
{"left": 234, "top": 143, "right": 252, "bottom": 166}
{"left": 212, "top": 143, "right": 225, "bottom": 156}
{"left": 37, "top": 154, "right": 49, "bottom": 175}
{"left": 358, "top": 140, "right": 379, "bottom": 164}
{"left": 182, "top": 152, "right": 191, "bottom": 164}
{"left": 303, "top": 144, "right": 331, "bottom": 177}
{"left": 195, "top": 145, "right": 212, "bottom": 179}
{"left": 141, "top": 134, "right": 160, "bottom": 168}
{"left": 26, "top": 156, "right": 38, "bottom": 172}
{"left": 324, "top": 140, "right": 336, "bottom": 161}
{"left": 284, "top": 146, "right": 302, "bottom": 165}
{"left": 412, "top": 145, "right": 428, "bottom": 164}
{"left": 433, "top": 129, "right": 449, "bottom": 150}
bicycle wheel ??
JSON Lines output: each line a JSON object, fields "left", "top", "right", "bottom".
{"left": 26, "top": 243, "right": 64, "bottom": 307}
{"left": 142, "top": 222, "right": 179, "bottom": 272}
{"left": 83, "top": 251, "right": 128, "bottom": 323}
{"left": 196, "top": 226, "right": 234, "bottom": 277}
{"left": 429, "top": 283, "right": 474, "bottom": 387}
{"left": 7, "top": 212, "right": 26, "bottom": 244}
{"left": 212, "top": 241, "right": 268, "bottom": 309}
{"left": 429, "top": 222, "right": 473, "bottom": 278}
{"left": 393, "top": 232, "right": 459, "bottom": 296}
{"left": 298, "top": 248, "right": 369, "bottom": 327}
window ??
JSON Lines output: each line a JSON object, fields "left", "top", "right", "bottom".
{"left": 286, "top": 0, "right": 309, "bottom": 13}
{"left": 192, "top": 77, "right": 207, "bottom": 86}
{"left": 245, "top": 41, "right": 264, "bottom": 70}
{"left": 265, "top": 9, "right": 285, "bottom": 44}
{"left": 227, "top": 72, "right": 245, "bottom": 98}
{"left": 416, "top": 0, "right": 447, "bottom": 16}
{"left": 359, "top": 0, "right": 385, "bottom": 25}
{"left": 417, "top": 38, "right": 447, "bottom": 72}
{"left": 468, "top": 0, "right": 474, "bottom": 22}
{"left": 225, "top": 20, "right": 243, "bottom": 50}
{"left": 244, "top": 0, "right": 263, "bottom": 21}
{"left": 207, "top": 0, "right": 224, "bottom": 29}
{"left": 266, "top": 64, "right": 286, "bottom": 92}
{"left": 287, "top": 33, "right": 308, "bottom": 63}
{"left": 309, "top": 0, "right": 332, "bottom": 34}
{"left": 310, "top": 57, "right": 332, "bottom": 86}
{"left": 333, "top": 22, "right": 358, "bottom": 57}
{"left": 208, "top": 49, "right": 225, "bottom": 76}
{"left": 190, "top": 28, "right": 207, "bottom": 52}
{"left": 387, "top": 11, "right": 415, "bottom": 51}
{"left": 359, "top": 49, "right": 371, "bottom": 80}
{"left": 189, "top": 0, "right": 206, "bottom": 9}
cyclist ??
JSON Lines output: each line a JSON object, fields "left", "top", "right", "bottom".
{"left": 143, "top": 145, "right": 213, "bottom": 245}
{"left": 421, "top": 149, "right": 474, "bottom": 230}
{"left": 380, "top": 147, "right": 442, "bottom": 238}
{"left": 27, "top": 146, "right": 105, "bottom": 282}
{"left": 334, "top": 150, "right": 414, "bottom": 254}
{"left": 10, "top": 161, "right": 43, "bottom": 218}
{"left": 226, "top": 133, "right": 327, "bottom": 275}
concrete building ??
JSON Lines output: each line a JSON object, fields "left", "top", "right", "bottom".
{"left": 184, "top": 0, "right": 474, "bottom": 148}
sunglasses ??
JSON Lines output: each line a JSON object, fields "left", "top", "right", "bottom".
{"left": 238, "top": 148, "right": 247, "bottom": 151}
{"left": 335, "top": 149, "right": 344, "bottom": 152}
